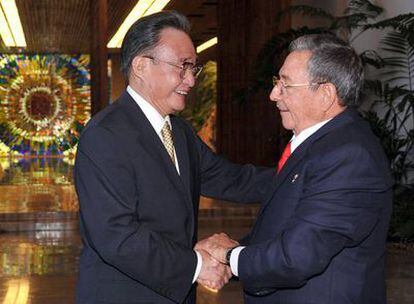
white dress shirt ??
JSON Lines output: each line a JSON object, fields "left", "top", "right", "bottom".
{"left": 229, "top": 118, "right": 332, "bottom": 276}
{"left": 127, "top": 86, "right": 202, "bottom": 282}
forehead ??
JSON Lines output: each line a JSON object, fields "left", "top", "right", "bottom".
{"left": 279, "top": 50, "right": 312, "bottom": 80}
{"left": 156, "top": 27, "right": 196, "bottom": 60}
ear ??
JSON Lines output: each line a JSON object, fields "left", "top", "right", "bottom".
{"left": 320, "top": 82, "right": 338, "bottom": 112}
{"left": 131, "top": 56, "right": 148, "bottom": 79}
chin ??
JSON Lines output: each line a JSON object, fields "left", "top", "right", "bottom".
{"left": 281, "top": 120, "right": 294, "bottom": 131}
{"left": 280, "top": 113, "right": 295, "bottom": 130}
{"left": 172, "top": 99, "right": 186, "bottom": 112}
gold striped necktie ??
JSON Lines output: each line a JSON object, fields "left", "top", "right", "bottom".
{"left": 161, "top": 121, "right": 176, "bottom": 165}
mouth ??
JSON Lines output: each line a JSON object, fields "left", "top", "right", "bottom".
{"left": 276, "top": 102, "right": 289, "bottom": 112}
{"left": 175, "top": 90, "right": 188, "bottom": 96}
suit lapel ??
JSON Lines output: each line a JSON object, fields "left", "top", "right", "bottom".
{"left": 259, "top": 139, "right": 311, "bottom": 216}
{"left": 170, "top": 117, "right": 195, "bottom": 237}
{"left": 171, "top": 116, "right": 192, "bottom": 203}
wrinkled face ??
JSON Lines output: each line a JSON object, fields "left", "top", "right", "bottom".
{"left": 269, "top": 50, "right": 326, "bottom": 134}
{"left": 138, "top": 27, "right": 197, "bottom": 116}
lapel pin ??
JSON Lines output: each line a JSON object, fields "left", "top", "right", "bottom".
{"left": 291, "top": 174, "right": 299, "bottom": 183}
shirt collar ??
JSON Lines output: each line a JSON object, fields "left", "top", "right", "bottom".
{"left": 290, "top": 119, "right": 332, "bottom": 153}
{"left": 127, "top": 85, "right": 171, "bottom": 134}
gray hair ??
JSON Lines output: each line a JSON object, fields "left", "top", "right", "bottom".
{"left": 120, "top": 11, "right": 191, "bottom": 78}
{"left": 289, "top": 34, "right": 364, "bottom": 107}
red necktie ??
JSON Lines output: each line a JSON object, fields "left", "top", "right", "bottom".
{"left": 277, "top": 141, "right": 291, "bottom": 173}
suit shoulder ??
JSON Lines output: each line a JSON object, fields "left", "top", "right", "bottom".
{"left": 85, "top": 101, "right": 128, "bottom": 130}
{"left": 79, "top": 96, "right": 138, "bottom": 149}
{"left": 306, "top": 113, "right": 392, "bottom": 184}
{"left": 82, "top": 93, "right": 141, "bottom": 139}
{"left": 314, "top": 111, "right": 382, "bottom": 153}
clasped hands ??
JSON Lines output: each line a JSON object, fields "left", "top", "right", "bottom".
{"left": 195, "top": 233, "right": 239, "bottom": 290}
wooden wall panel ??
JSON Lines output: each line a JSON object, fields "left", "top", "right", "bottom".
{"left": 217, "top": 0, "right": 291, "bottom": 166}
{"left": 15, "top": 0, "right": 90, "bottom": 53}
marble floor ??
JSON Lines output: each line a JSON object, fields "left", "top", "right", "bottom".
{"left": 0, "top": 221, "right": 413, "bottom": 304}
{"left": 0, "top": 157, "right": 413, "bottom": 303}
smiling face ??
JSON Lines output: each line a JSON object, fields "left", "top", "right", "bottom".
{"left": 269, "top": 50, "right": 332, "bottom": 135}
{"left": 131, "top": 27, "right": 197, "bottom": 117}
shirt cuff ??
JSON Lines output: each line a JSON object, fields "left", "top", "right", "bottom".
{"left": 230, "top": 246, "right": 245, "bottom": 277}
{"left": 192, "top": 250, "right": 202, "bottom": 283}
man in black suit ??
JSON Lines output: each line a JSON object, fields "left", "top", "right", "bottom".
{"left": 197, "top": 34, "right": 393, "bottom": 304}
{"left": 74, "top": 11, "right": 272, "bottom": 304}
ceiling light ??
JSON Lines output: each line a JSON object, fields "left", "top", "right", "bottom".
{"left": 3, "top": 279, "right": 29, "bottom": 304}
{"left": 197, "top": 37, "right": 218, "bottom": 53}
{"left": 0, "top": 6, "right": 14, "bottom": 46}
{"left": 107, "top": 0, "right": 171, "bottom": 48}
{"left": 0, "top": 0, "right": 26, "bottom": 47}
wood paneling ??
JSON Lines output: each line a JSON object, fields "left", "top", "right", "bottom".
{"left": 15, "top": 0, "right": 90, "bottom": 53}
{"left": 0, "top": 0, "right": 217, "bottom": 54}
{"left": 165, "top": 0, "right": 217, "bottom": 46}
{"left": 217, "top": 0, "right": 291, "bottom": 166}
{"left": 107, "top": 0, "right": 137, "bottom": 40}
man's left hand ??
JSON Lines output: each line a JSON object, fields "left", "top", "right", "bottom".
{"left": 195, "top": 233, "right": 239, "bottom": 264}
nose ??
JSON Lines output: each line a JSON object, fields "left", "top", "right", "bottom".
{"left": 269, "top": 84, "right": 282, "bottom": 103}
{"left": 182, "top": 69, "right": 195, "bottom": 87}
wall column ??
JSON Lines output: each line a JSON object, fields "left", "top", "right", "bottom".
{"left": 90, "top": 0, "right": 108, "bottom": 115}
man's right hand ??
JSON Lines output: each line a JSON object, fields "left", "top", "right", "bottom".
{"left": 196, "top": 249, "right": 232, "bottom": 290}
{"left": 195, "top": 233, "right": 239, "bottom": 264}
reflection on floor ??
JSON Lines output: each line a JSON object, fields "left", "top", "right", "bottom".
{"left": 0, "top": 158, "right": 76, "bottom": 213}
{"left": 0, "top": 231, "right": 79, "bottom": 303}
{"left": 0, "top": 157, "right": 413, "bottom": 304}
{"left": 0, "top": 158, "right": 78, "bottom": 233}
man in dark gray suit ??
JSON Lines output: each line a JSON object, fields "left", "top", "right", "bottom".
{"left": 75, "top": 11, "right": 272, "bottom": 304}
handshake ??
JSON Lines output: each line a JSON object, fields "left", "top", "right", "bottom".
{"left": 195, "top": 233, "right": 239, "bottom": 291}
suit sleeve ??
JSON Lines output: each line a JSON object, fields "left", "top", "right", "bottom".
{"left": 75, "top": 125, "right": 196, "bottom": 303}
{"left": 238, "top": 143, "right": 391, "bottom": 292}
{"left": 197, "top": 136, "right": 275, "bottom": 203}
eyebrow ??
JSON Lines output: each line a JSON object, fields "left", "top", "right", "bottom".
{"left": 279, "top": 73, "right": 292, "bottom": 82}
{"left": 181, "top": 55, "right": 198, "bottom": 63}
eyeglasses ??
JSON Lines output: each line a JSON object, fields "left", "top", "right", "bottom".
{"left": 272, "top": 76, "right": 326, "bottom": 95}
{"left": 143, "top": 55, "right": 203, "bottom": 79}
